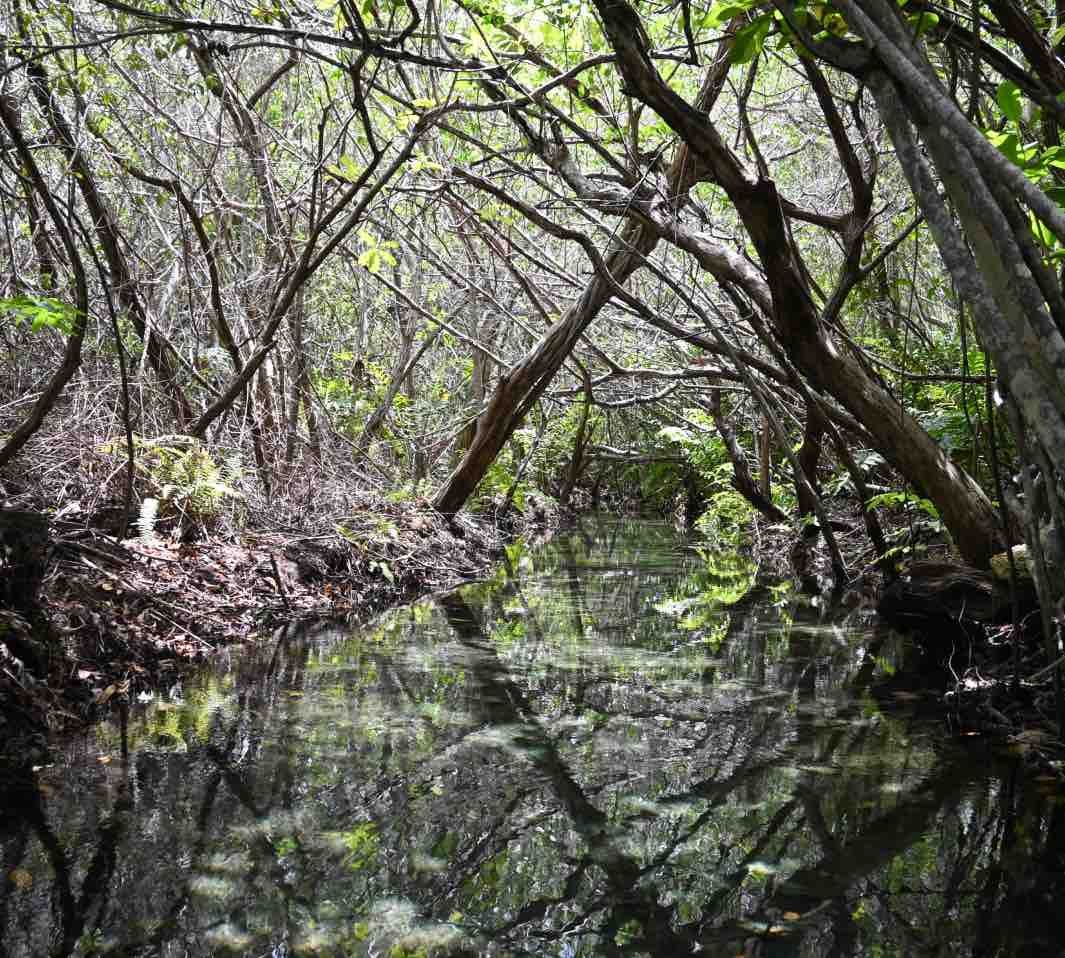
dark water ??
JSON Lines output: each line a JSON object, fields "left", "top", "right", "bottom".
{"left": 2, "top": 519, "right": 1064, "bottom": 957}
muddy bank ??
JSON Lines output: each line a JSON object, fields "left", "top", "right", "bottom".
{"left": 0, "top": 497, "right": 528, "bottom": 764}
{"left": 875, "top": 558, "right": 1063, "bottom": 751}
{"left": 5, "top": 492, "right": 1063, "bottom": 771}
{"left": 745, "top": 503, "right": 1065, "bottom": 757}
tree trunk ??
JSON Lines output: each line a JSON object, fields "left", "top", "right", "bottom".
{"left": 24, "top": 62, "right": 193, "bottom": 428}
{"left": 589, "top": 0, "right": 1004, "bottom": 566}
{"left": 705, "top": 393, "right": 788, "bottom": 522}
{"left": 558, "top": 366, "right": 594, "bottom": 512}
{"left": 433, "top": 223, "right": 657, "bottom": 514}
{"left": 0, "top": 87, "right": 90, "bottom": 470}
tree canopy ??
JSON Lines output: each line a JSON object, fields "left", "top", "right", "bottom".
{"left": 3, "top": 0, "right": 1065, "bottom": 624}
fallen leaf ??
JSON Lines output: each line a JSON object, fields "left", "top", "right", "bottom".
{"left": 783, "top": 911, "right": 801, "bottom": 920}
{"left": 8, "top": 869, "right": 32, "bottom": 890}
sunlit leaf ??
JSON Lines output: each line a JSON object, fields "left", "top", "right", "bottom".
{"left": 731, "top": 14, "right": 772, "bottom": 63}
{"left": 996, "top": 80, "right": 1023, "bottom": 124}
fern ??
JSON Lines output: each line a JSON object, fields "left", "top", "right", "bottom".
{"left": 110, "top": 435, "right": 244, "bottom": 538}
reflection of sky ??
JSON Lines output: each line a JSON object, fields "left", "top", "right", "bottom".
{"left": 1, "top": 519, "right": 1055, "bottom": 957}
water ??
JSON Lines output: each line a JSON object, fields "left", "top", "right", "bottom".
{"left": 2, "top": 519, "right": 1064, "bottom": 957}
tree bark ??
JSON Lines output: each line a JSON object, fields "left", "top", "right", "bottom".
{"left": 24, "top": 62, "right": 193, "bottom": 428}
{"left": 433, "top": 222, "right": 657, "bottom": 514}
{"left": 0, "top": 86, "right": 90, "bottom": 470}
{"left": 589, "top": 0, "right": 1004, "bottom": 566}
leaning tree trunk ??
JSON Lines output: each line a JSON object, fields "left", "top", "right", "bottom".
{"left": 432, "top": 33, "right": 738, "bottom": 517}
{"left": 433, "top": 223, "right": 657, "bottom": 514}
{"left": 590, "top": 0, "right": 1004, "bottom": 567}
{"left": 0, "top": 84, "right": 90, "bottom": 470}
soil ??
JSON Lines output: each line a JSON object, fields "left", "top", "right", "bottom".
{"left": 0, "top": 495, "right": 544, "bottom": 767}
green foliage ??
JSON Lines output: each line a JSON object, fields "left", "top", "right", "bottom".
{"left": 357, "top": 229, "right": 399, "bottom": 274}
{"left": 824, "top": 449, "right": 886, "bottom": 497}
{"left": 313, "top": 355, "right": 395, "bottom": 439}
{"left": 704, "top": 0, "right": 762, "bottom": 28}
{"left": 0, "top": 295, "right": 79, "bottom": 334}
{"left": 905, "top": 10, "right": 939, "bottom": 38}
{"left": 75, "top": 927, "right": 105, "bottom": 955}
{"left": 984, "top": 80, "right": 1065, "bottom": 262}
{"left": 113, "top": 435, "right": 242, "bottom": 535}
{"left": 325, "top": 153, "right": 363, "bottom": 183}
{"left": 867, "top": 490, "right": 945, "bottom": 560}
{"left": 695, "top": 489, "right": 755, "bottom": 544}
{"left": 531, "top": 403, "right": 602, "bottom": 497}
{"left": 731, "top": 14, "right": 773, "bottom": 63}
{"left": 655, "top": 419, "right": 731, "bottom": 514}
{"left": 474, "top": 450, "right": 534, "bottom": 513}
{"left": 659, "top": 415, "right": 753, "bottom": 533}
{"left": 996, "top": 80, "right": 1023, "bottom": 124}
{"left": 657, "top": 419, "right": 729, "bottom": 478}
{"left": 338, "top": 821, "right": 380, "bottom": 871}
{"left": 866, "top": 491, "right": 939, "bottom": 520}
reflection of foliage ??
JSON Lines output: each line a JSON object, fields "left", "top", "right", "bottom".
{"left": 8, "top": 520, "right": 1006, "bottom": 958}
{"left": 696, "top": 549, "right": 757, "bottom": 605}
{"left": 490, "top": 616, "right": 526, "bottom": 649}
{"left": 75, "top": 926, "right": 105, "bottom": 955}
{"left": 654, "top": 548, "right": 756, "bottom": 649}
{"left": 614, "top": 918, "right": 643, "bottom": 947}
{"left": 695, "top": 489, "right": 755, "bottom": 544}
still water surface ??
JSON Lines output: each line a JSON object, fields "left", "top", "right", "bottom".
{"left": 2, "top": 519, "right": 1064, "bottom": 956}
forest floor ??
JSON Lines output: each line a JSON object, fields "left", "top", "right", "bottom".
{"left": 0, "top": 493, "right": 549, "bottom": 766}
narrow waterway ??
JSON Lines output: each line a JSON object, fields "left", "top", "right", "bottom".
{"left": 2, "top": 519, "right": 1063, "bottom": 956}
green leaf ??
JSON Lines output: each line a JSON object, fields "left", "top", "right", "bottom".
{"left": 989, "top": 130, "right": 1021, "bottom": 165}
{"left": 705, "top": 0, "right": 761, "bottom": 28}
{"left": 905, "top": 11, "right": 938, "bottom": 37}
{"left": 730, "top": 13, "right": 772, "bottom": 63}
{"left": 0, "top": 296, "right": 79, "bottom": 335}
{"left": 1029, "top": 211, "right": 1058, "bottom": 250}
{"left": 358, "top": 247, "right": 382, "bottom": 273}
{"left": 866, "top": 491, "right": 939, "bottom": 519}
{"left": 996, "top": 80, "right": 1023, "bottom": 124}
{"left": 325, "top": 154, "right": 362, "bottom": 183}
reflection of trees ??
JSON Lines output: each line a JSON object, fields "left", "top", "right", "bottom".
{"left": 1, "top": 521, "right": 1062, "bottom": 956}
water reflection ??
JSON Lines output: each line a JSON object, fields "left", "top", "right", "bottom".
{"left": 2, "top": 519, "right": 1064, "bottom": 957}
